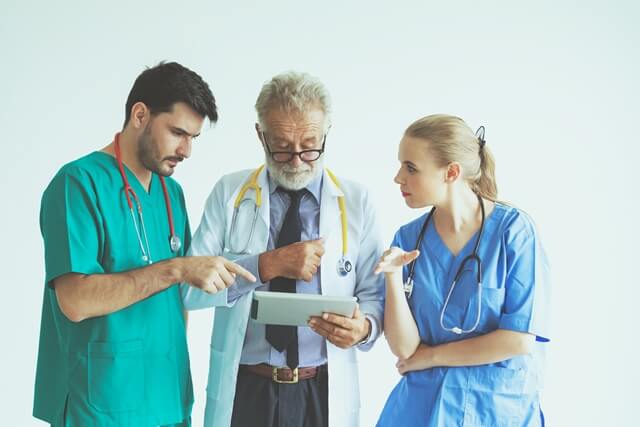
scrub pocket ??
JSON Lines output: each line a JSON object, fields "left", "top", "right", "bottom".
{"left": 463, "top": 366, "right": 526, "bottom": 427}
{"left": 88, "top": 339, "right": 144, "bottom": 413}
{"left": 462, "top": 286, "right": 505, "bottom": 333}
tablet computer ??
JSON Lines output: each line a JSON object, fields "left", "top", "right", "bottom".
{"left": 251, "top": 291, "right": 358, "bottom": 327}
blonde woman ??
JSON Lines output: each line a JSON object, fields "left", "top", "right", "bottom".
{"left": 375, "top": 115, "right": 550, "bottom": 426}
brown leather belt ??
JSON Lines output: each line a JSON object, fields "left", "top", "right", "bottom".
{"left": 240, "top": 363, "right": 326, "bottom": 384}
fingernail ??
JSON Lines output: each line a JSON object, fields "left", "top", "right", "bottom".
{"left": 322, "top": 313, "right": 328, "bottom": 320}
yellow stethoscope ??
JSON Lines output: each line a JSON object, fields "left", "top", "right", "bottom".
{"left": 225, "top": 165, "right": 352, "bottom": 276}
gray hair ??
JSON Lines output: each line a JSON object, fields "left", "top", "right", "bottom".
{"left": 255, "top": 71, "right": 332, "bottom": 131}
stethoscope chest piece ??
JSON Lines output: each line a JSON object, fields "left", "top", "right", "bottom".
{"left": 403, "top": 278, "right": 414, "bottom": 299}
{"left": 170, "top": 235, "right": 182, "bottom": 253}
{"left": 336, "top": 256, "right": 352, "bottom": 277}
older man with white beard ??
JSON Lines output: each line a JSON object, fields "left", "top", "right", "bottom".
{"left": 182, "top": 71, "right": 384, "bottom": 427}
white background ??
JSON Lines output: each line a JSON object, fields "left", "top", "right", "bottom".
{"left": 1, "top": 1, "right": 639, "bottom": 425}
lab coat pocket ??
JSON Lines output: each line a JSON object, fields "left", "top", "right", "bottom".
{"left": 87, "top": 339, "right": 144, "bottom": 413}
{"left": 463, "top": 366, "right": 526, "bottom": 427}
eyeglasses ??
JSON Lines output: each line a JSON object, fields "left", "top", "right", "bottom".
{"left": 261, "top": 131, "right": 326, "bottom": 163}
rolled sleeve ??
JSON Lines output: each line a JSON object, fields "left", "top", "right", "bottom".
{"left": 181, "top": 180, "right": 232, "bottom": 310}
{"left": 353, "top": 190, "right": 385, "bottom": 349}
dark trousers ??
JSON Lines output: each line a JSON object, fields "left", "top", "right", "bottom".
{"left": 231, "top": 366, "right": 329, "bottom": 427}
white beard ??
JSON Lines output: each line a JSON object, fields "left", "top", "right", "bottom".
{"left": 266, "top": 156, "right": 324, "bottom": 190}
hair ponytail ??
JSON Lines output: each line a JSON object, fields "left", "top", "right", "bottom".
{"left": 472, "top": 145, "right": 498, "bottom": 201}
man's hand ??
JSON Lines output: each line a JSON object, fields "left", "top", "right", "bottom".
{"left": 180, "top": 256, "right": 256, "bottom": 294}
{"left": 259, "top": 239, "right": 325, "bottom": 282}
{"left": 396, "top": 343, "right": 434, "bottom": 374}
{"left": 308, "top": 305, "right": 371, "bottom": 349}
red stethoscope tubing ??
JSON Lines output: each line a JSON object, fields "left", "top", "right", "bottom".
{"left": 113, "top": 132, "right": 178, "bottom": 251}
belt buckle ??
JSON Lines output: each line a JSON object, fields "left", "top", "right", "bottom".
{"left": 272, "top": 367, "right": 298, "bottom": 384}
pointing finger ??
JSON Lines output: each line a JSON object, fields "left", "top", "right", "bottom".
{"left": 224, "top": 260, "right": 257, "bottom": 283}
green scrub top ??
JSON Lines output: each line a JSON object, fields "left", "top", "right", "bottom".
{"left": 33, "top": 152, "right": 193, "bottom": 427}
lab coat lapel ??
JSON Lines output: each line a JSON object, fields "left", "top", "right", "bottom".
{"left": 255, "top": 166, "right": 270, "bottom": 244}
{"left": 318, "top": 172, "right": 360, "bottom": 427}
{"left": 319, "top": 169, "right": 344, "bottom": 296}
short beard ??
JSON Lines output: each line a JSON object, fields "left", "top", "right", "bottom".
{"left": 266, "top": 155, "right": 324, "bottom": 191}
{"left": 137, "top": 124, "right": 170, "bottom": 176}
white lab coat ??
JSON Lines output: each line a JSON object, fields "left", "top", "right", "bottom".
{"left": 182, "top": 167, "right": 384, "bottom": 427}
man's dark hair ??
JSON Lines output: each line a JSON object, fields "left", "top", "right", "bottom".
{"left": 123, "top": 61, "right": 218, "bottom": 127}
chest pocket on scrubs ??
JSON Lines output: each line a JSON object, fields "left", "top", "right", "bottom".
{"left": 462, "top": 286, "right": 505, "bottom": 333}
{"left": 448, "top": 267, "right": 505, "bottom": 334}
{"left": 88, "top": 339, "right": 144, "bottom": 413}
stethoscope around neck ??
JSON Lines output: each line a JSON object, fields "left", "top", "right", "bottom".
{"left": 226, "top": 165, "right": 353, "bottom": 277}
{"left": 114, "top": 132, "right": 181, "bottom": 264}
{"left": 404, "top": 193, "right": 486, "bottom": 335}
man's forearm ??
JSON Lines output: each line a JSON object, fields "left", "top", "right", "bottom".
{"left": 54, "top": 258, "right": 183, "bottom": 322}
{"left": 258, "top": 250, "right": 279, "bottom": 282}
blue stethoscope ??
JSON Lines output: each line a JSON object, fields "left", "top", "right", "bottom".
{"left": 225, "top": 165, "right": 353, "bottom": 277}
{"left": 114, "top": 132, "right": 181, "bottom": 264}
{"left": 404, "top": 193, "right": 486, "bottom": 334}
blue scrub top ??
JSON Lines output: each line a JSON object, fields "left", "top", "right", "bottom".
{"left": 377, "top": 203, "right": 551, "bottom": 427}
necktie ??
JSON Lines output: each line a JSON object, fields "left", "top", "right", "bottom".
{"left": 266, "top": 188, "right": 305, "bottom": 369}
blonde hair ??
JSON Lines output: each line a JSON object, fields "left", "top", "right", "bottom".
{"left": 405, "top": 114, "right": 498, "bottom": 201}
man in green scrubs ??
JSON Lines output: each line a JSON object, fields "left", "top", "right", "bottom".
{"left": 33, "top": 62, "right": 256, "bottom": 426}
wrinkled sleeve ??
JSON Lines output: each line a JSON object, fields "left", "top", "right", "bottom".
{"left": 499, "top": 215, "right": 551, "bottom": 342}
{"left": 180, "top": 179, "right": 231, "bottom": 310}
{"left": 353, "top": 190, "right": 385, "bottom": 351}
